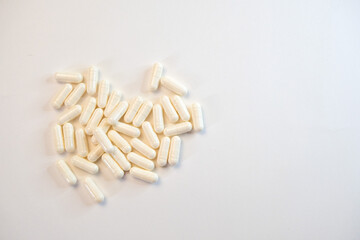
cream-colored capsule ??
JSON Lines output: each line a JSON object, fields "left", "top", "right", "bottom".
{"left": 72, "top": 155, "right": 99, "bottom": 174}
{"left": 107, "top": 101, "right": 129, "bottom": 125}
{"left": 191, "top": 103, "right": 204, "bottom": 131}
{"left": 168, "top": 136, "right": 181, "bottom": 166}
{"left": 79, "top": 97, "right": 96, "bottom": 126}
{"left": 87, "top": 66, "right": 99, "bottom": 95}
{"left": 63, "top": 123, "right": 75, "bottom": 153}
{"left": 130, "top": 167, "right": 158, "bottom": 183}
{"left": 64, "top": 83, "right": 86, "bottom": 107}
{"left": 172, "top": 95, "right": 190, "bottom": 121}
{"left": 91, "top": 118, "right": 112, "bottom": 144}
{"left": 55, "top": 72, "right": 83, "bottom": 83}
{"left": 93, "top": 128, "right": 114, "bottom": 154}
{"left": 52, "top": 84, "right": 73, "bottom": 109}
{"left": 157, "top": 137, "right": 170, "bottom": 167}
{"left": 75, "top": 128, "right": 88, "bottom": 157}
{"left": 160, "top": 76, "right": 188, "bottom": 96}
{"left": 142, "top": 121, "right": 159, "bottom": 149}
{"left": 149, "top": 62, "right": 163, "bottom": 91}
{"left": 87, "top": 145, "right": 104, "bottom": 162}
{"left": 53, "top": 124, "right": 64, "bottom": 154}
{"left": 97, "top": 79, "right": 110, "bottom": 108}
{"left": 133, "top": 101, "right": 153, "bottom": 127}
{"left": 127, "top": 152, "right": 154, "bottom": 170}
{"left": 130, "top": 138, "right": 156, "bottom": 159}
{"left": 108, "top": 130, "right": 132, "bottom": 153}
{"left": 153, "top": 104, "right": 164, "bottom": 133}
{"left": 85, "top": 108, "right": 103, "bottom": 135}
{"left": 124, "top": 96, "right": 143, "bottom": 123}
{"left": 58, "top": 105, "right": 82, "bottom": 125}
{"left": 101, "top": 153, "right": 124, "bottom": 178}
{"left": 160, "top": 96, "right": 178, "bottom": 123}
{"left": 56, "top": 160, "right": 77, "bottom": 185}
{"left": 113, "top": 122, "right": 140, "bottom": 138}
{"left": 111, "top": 147, "right": 131, "bottom": 171}
{"left": 84, "top": 177, "right": 105, "bottom": 203}
{"left": 164, "top": 122, "right": 192, "bottom": 136}
{"left": 104, "top": 90, "right": 122, "bottom": 117}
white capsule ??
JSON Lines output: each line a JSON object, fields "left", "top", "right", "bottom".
{"left": 168, "top": 136, "right": 181, "bottom": 166}
{"left": 56, "top": 160, "right": 77, "bottom": 185}
{"left": 191, "top": 103, "right": 204, "bottom": 131}
{"left": 108, "top": 130, "right": 132, "bottom": 153}
{"left": 164, "top": 122, "right": 192, "bottom": 136}
{"left": 53, "top": 124, "right": 64, "bottom": 154}
{"left": 84, "top": 177, "right": 105, "bottom": 203}
{"left": 87, "top": 66, "right": 99, "bottom": 95}
{"left": 55, "top": 72, "right": 83, "bottom": 83}
{"left": 91, "top": 118, "right": 112, "bottom": 144}
{"left": 71, "top": 155, "right": 99, "bottom": 174}
{"left": 75, "top": 128, "right": 88, "bottom": 157}
{"left": 64, "top": 83, "right": 86, "bottom": 107}
{"left": 79, "top": 97, "right": 96, "bottom": 125}
{"left": 104, "top": 90, "right": 122, "bottom": 117}
{"left": 130, "top": 138, "right": 156, "bottom": 159}
{"left": 142, "top": 121, "right": 159, "bottom": 149}
{"left": 87, "top": 145, "right": 105, "bottom": 162}
{"left": 97, "top": 79, "right": 110, "bottom": 108}
{"left": 172, "top": 95, "right": 190, "bottom": 121}
{"left": 150, "top": 62, "right": 163, "bottom": 91}
{"left": 111, "top": 147, "right": 131, "bottom": 171}
{"left": 113, "top": 122, "right": 140, "bottom": 138}
{"left": 160, "top": 76, "right": 188, "bottom": 96}
{"left": 160, "top": 96, "right": 178, "bottom": 123}
{"left": 157, "top": 137, "right": 170, "bottom": 167}
{"left": 130, "top": 167, "right": 158, "bottom": 183}
{"left": 63, "top": 123, "right": 75, "bottom": 153}
{"left": 107, "top": 101, "right": 129, "bottom": 125}
{"left": 133, "top": 101, "right": 153, "bottom": 127}
{"left": 127, "top": 152, "right": 154, "bottom": 170}
{"left": 52, "top": 84, "right": 73, "bottom": 109}
{"left": 124, "top": 96, "right": 143, "bottom": 123}
{"left": 85, "top": 108, "right": 103, "bottom": 135}
{"left": 58, "top": 105, "right": 82, "bottom": 125}
{"left": 101, "top": 153, "right": 124, "bottom": 178}
{"left": 153, "top": 104, "right": 164, "bottom": 133}
{"left": 93, "top": 128, "right": 114, "bottom": 154}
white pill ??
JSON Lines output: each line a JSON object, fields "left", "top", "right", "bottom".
{"left": 130, "top": 138, "right": 156, "bottom": 159}
{"left": 75, "top": 128, "right": 88, "bottom": 157}
{"left": 56, "top": 160, "right": 77, "bottom": 185}
{"left": 53, "top": 124, "right": 64, "bottom": 154}
{"left": 101, "top": 153, "right": 124, "bottom": 179}
{"left": 58, "top": 105, "right": 82, "bottom": 125}
{"left": 64, "top": 83, "right": 86, "bottom": 107}
{"left": 172, "top": 95, "right": 190, "bottom": 121}
{"left": 168, "top": 136, "right": 181, "bottom": 166}
{"left": 87, "top": 145, "right": 104, "bottom": 162}
{"left": 93, "top": 128, "right": 114, "bottom": 154}
{"left": 63, "top": 123, "right": 75, "bottom": 153}
{"left": 130, "top": 167, "right": 158, "bottom": 183}
{"left": 142, "top": 121, "right": 159, "bottom": 149}
{"left": 160, "top": 96, "right": 178, "bottom": 123}
{"left": 107, "top": 101, "right": 129, "bottom": 125}
{"left": 104, "top": 90, "right": 122, "bottom": 117}
{"left": 85, "top": 108, "right": 103, "bottom": 135}
{"left": 157, "top": 137, "right": 170, "bottom": 167}
{"left": 71, "top": 155, "right": 99, "bottom": 174}
{"left": 164, "top": 122, "right": 192, "bottom": 136}
{"left": 191, "top": 103, "right": 204, "bottom": 131}
{"left": 55, "top": 72, "right": 83, "bottom": 83}
{"left": 108, "top": 130, "right": 132, "bottom": 153}
{"left": 113, "top": 122, "right": 140, "bottom": 138}
{"left": 150, "top": 62, "right": 163, "bottom": 91}
{"left": 160, "top": 77, "right": 188, "bottom": 96}
{"left": 84, "top": 177, "right": 105, "bottom": 203}
{"left": 133, "top": 101, "right": 153, "bottom": 127}
{"left": 111, "top": 146, "right": 131, "bottom": 171}
{"left": 52, "top": 84, "right": 73, "bottom": 109}
{"left": 153, "top": 104, "right": 164, "bottom": 133}
{"left": 91, "top": 118, "right": 112, "bottom": 144}
{"left": 79, "top": 97, "right": 96, "bottom": 125}
{"left": 124, "top": 96, "right": 143, "bottom": 123}
{"left": 127, "top": 152, "right": 154, "bottom": 170}
{"left": 87, "top": 66, "right": 99, "bottom": 95}
{"left": 97, "top": 79, "right": 110, "bottom": 108}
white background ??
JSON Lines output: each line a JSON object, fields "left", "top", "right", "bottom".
{"left": 1, "top": 0, "right": 360, "bottom": 239}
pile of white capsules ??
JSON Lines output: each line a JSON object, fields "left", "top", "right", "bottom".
{"left": 51, "top": 63, "right": 204, "bottom": 203}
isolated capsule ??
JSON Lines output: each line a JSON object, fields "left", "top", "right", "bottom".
{"left": 52, "top": 84, "right": 73, "bottom": 109}
{"left": 142, "top": 121, "right": 159, "bottom": 149}
{"left": 172, "top": 95, "right": 190, "bottom": 121}
{"left": 108, "top": 130, "right": 132, "bottom": 153}
{"left": 113, "top": 122, "right": 140, "bottom": 138}
{"left": 168, "top": 136, "right": 181, "bottom": 166}
{"left": 75, "top": 128, "right": 88, "bottom": 157}
{"left": 63, "top": 123, "right": 75, "bottom": 153}
{"left": 84, "top": 177, "right": 105, "bottom": 203}
{"left": 130, "top": 167, "right": 158, "bottom": 183}
{"left": 71, "top": 155, "right": 99, "bottom": 174}
{"left": 150, "top": 62, "right": 163, "bottom": 91}
{"left": 55, "top": 72, "right": 83, "bottom": 83}
{"left": 104, "top": 90, "right": 122, "bottom": 117}
{"left": 160, "top": 76, "right": 188, "bottom": 96}
{"left": 191, "top": 103, "right": 204, "bottom": 131}
{"left": 160, "top": 96, "right": 178, "bottom": 123}
{"left": 130, "top": 138, "right": 156, "bottom": 159}
{"left": 64, "top": 83, "right": 86, "bottom": 107}
{"left": 58, "top": 105, "right": 82, "bottom": 125}
{"left": 133, "top": 101, "right": 153, "bottom": 127}
{"left": 93, "top": 128, "right": 114, "bottom": 154}
{"left": 101, "top": 153, "right": 124, "bottom": 179}
{"left": 153, "top": 104, "right": 164, "bottom": 133}
{"left": 107, "top": 101, "right": 129, "bottom": 125}
{"left": 127, "top": 152, "right": 154, "bottom": 170}
{"left": 56, "top": 160, "right": 77, "bottom": 185}
{"left": 124, "top": 96, "right": 143, "bottom": 123}
{"left": 97, "top": 79, "right": 110, "bottom": 108}
{"left": 85, "top": 108, "right": 103, "bottom": 135}
{"left": 79, "top": 97, "right": 96, "bottom": 126}
{"left": 164, "top": 122, "right": 192, "bottom": 136}
{"left": 87, "top": 145, "right": 105, "bottom": 162}
{"left": 111, "top": 146, "right": 131, "bottom": 171}
{"left": 157, "top": 137, "right": 170, "bottom": 167}
{"left": 53, "top": 124, "right": 64, "bottom": 154}
{"left": 87, "top": 66, "right": 99, "bottom": 95}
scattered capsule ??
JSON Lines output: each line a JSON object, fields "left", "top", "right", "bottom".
{"left": 164, "top": 122, "right": 192, "bottom": 136}
{"left": 130, "top": 138, "right": 156, "bottom": 159}
{"left": 64, "top": 83, "right": 86, "bottom": 107}
{"left": 56, "top": 160, "right": 77, "bottom": 185}
{"left": 108, "top": 130, "right": 132, "bottom": 153}
{"left": 113, "top": 122, "right": 140, "bottom": 138}
{"left": 107, "top": 101, "right": 129, "bottom": 125}
{"left": 91, "top": 118, "right": 111, "bottom": 144}
{"left": 168, "top": 136, "right": 181, "bottom": 166}
{"left": 52, "top": 84, "right": 73, "bottom": 109}
{"left": 160, "top": 76, "right": 188, "bottom": 96}
{"left": 93, "top": 128, "right": 114, "bottom": 154}
{"left": 191, "top": 103, "right": 204, "bottom": 131}
{"left": 153, "top": 104, "right": 164, "bottom": 133}
{"left": 84, "top": 177, "right": 105, "bottom": 203}
{"left": 79, "top": 97, "right": 96, "bottom": 125}
{"left": 58, "top": 105, "right": 82, "bottom": 125}
{"left": 160, "top": 96, "right": 178, "bottom": 123}
{"left": 101, "top": 153, "right": 124, "bottom": 178}
{"left": 104, "top": 90, "right": 122, "bottom": 117}
{"left": 53, "top": 124, "right": 64, "bottom": 154}
{"left": 111, "top": 146, "right": 131, "bottom": 171}
{"left": 130, "top": 167, "right": 158, "bottom": 183}
{"left": 75, "top": 128, "right": 88, "bottom": 157}
{"left": 97, "top": 79, "right": 110, "bottom": 108}
{"left": 127, "top": 152, "right": 154, "bottom": 170}
{"left": 63, "top": 123, "right": 75, "bottom": 153}
{"left": 55, "top": 72, "right": 83, "bottom": 83}
{"left": 124, "top": 96, "right": 143, "bottom": 123}
{"left": 87, "top": 145, "right": 105, "bottom": 162}
{"left": 150, "top": 62, "right": 163, "bottom": 91}
{"left": 142, "top": 121, "right": 159, "bottom": 149}
{"left": 133, "top": 101, "right": 153, "bottom": 127}
{"left": 157, "top": 137, "right": 170, "bottom": 167}
{"left": 85, "top": 108, "right": 103, "bottom": 135}
{"left": 87, "top": 66, "right": 99, "bottom": 95}
{"left": 172, "top": 95, "right": 190, "bottom": 121}
{"left": 71, "top": 155, "right": 99, "bottom": 174}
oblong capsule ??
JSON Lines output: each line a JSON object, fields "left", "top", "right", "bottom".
{"left": 133, "top": 101, "right": 153, "bottom": 127}
{"left": 127, "top": 152, "right": 154, "bottom": 170}
{"left": 130, "top": 167, "right": 158, "bottom": 183}
{"left": 172, "top": 95, "right": 190, "bottom": 121}
{"left": 160, "top": 96, "right": 178, "bottom": 123}
{"left": 101, "top": 153, "right": 124, "bottom": 179}
{"left": 84, "top": 177, "right": 105, "bottom": 203}
{"left": 87, "top": 145, "right": 105, "bottom": 162}
{"left": 168, "top": 136, "right": 181, "bottom": 166}
{"left": 93, "top": 128, "right": 114, "bottom": 154}
{"left": 157, "top": 137, "right": 170, "bottom": 167}
{"left": 97, "top": 79, "right": 110, "bottom": 108}
{"left": 75, "top": 128, "right": 88, "bottom": 157}
{"left": 85, "top": 108, "right": 103, "bottom": 135}
{"left": 160, "top": 76, "right": 188, "bottom": 96}
{"left": 113, "top": 122, "right": 140, "bottom": 138}
{"left": 164, "top": 122, "right": 192, "bottom": 136}
{"left": 191, "top": 103, "right": 204, "bottom": 131}
{"left": 56, "top": 160, "right": 77, "bottom": 185}
{"left": 149, "top": 62, "right": 163, "bottom": 91}
{"left": 124, "top": 96, "right": 143, "bottom": 123}
{"left": 107, "top": 101, "right": 129, "bottom": 125}
{"left": 130, "top": 138, "right": 156, "bottom": 159}
{"left": 58, "top": 105, "right": 82, "bottom": 125}
{"left": 64, "top": 83, "right": 86, "bottom": 107}
{"left": 153, "top": 104, "right": 164, "bottom": 133}
{"left": 63, "top": 123, "right": 75, "bottom": 153}
{"left": 91, "top": 118, "right": 112, "bottom": 144}
{"left": 55, "top": 72, "right": 83, "bottom": 83}
{"left": 52, "top": 84, "right": 73, "bottom": 109}
{"left": 53, "top": 124, "right": 64, "bottom": 154}
{"left": 142, "top": 121, "right": 159, "bottom": 149}
{"left": 71, "top": 155, "right": 99, "bottom": 174}
{"left": 111, "top": 146, "right": 131, "bottom": 171}
{"left": 79, "top": 97, "right": 96, "bottom": 126}
{"left": 104, "top": 90, "right": 122, "bottom": 117}
{"left": 87, "top": 66, "right": 99, "bottom": 95}
{"left": 108, "top": 130, "right": 132, "bottom": 153}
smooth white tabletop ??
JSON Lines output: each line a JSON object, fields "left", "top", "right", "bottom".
{"left": 1, "top": 0, "right": 359, "bottom": 239}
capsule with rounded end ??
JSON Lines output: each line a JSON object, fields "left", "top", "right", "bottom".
{"left": 111, "top": 147, "right": 131, "bottom": 171}
{"left": 157, "top": 137, "right": 170, "bottom": 167}
{"left": 133, "top": 101, "right": 153, "bottom": 127}
{"left": 52, "top": 84, "right": 73, "bottom": 109}
{"left": 93, "top": 128, "right": 114, "bottom": 154}
{"left": 108, "top": 130, "right": 131, "bottom": 153}
{"left": 172, "top": 95, "right": 190, "bottom": 121}
{"left": 107, "top": 101, "right": 129, "bottom": 125}
{"left": 191, "top": 103, "right": 204, "bottom": 131}
{"left": 58, "top": 105, "right": 82, "bottom": 125}
{"left": 168, "top": 136, "right": 181, "bottom": 166}
{"left": 130, "top": 138, "right": 156, "bottom": 159}
{"left": 127, "top": 152, "right": 154, "bottom": 170}
{"left": 87, "top": 66, "right": 99, "bottom": 95}
{"left": 63, "top": 123, "right": 75, "bottom": 153}
{"left": 55, "top": 72, "right": 83, "bottom": 83}
{"left": 149, "top": 62, "right": 163, "bottom": 91}
{"left": 91, "top": 118, "right": 112, "bottom": 144}
{"left": 160, "top": 76, "right": 188, "bottom": 96}
{"left": 84, "top": 177, "right": 105, "bottom": 203}
{"left": 53, "top": 124, "right": 64, "bottom": 154}
{"left": 142, "top": 121, "right": 159, "bottom": 149}
{"left": 97, "top": 79, "right": 110, "bottom": 108}
{"left": 75, "top": 128, "right": 88, "bottom": 157}
{"left": 101, "top": 153, "right": 124, "bottom": 178}
{"left": 64, "top": 83, "right": 86, "bottom": 107}
{"left": 85, "top": 108, "right": 103, "bottom": 135}
{"left": 160, "top": 96, "right": 178, "bottom": 123}
{"left": 72, "top": 155, "right": 99, "bottom": 174}
{"left": 113, "top": 122, "right": 140, "bottom": 138}
{"left": 124, "top": 96, "right": 143, "bottom": 123}
{"left": 87, "top": 145, "right": 105, "bottom": 162}
{"left": 164, "top": 122, "right": 192, "bottom": 136}
{"left": 104, "top": 90, "right": 122, "bottom": 117}
{"left": 56, "top": 160, "right": 77, "bottom": 185}
{"left": 130, "top": 167, "right": 158, "bottom": 183}
{"left": 79, "top": 97, "right": 96, "bottom": 126}
{"left": 153, "top": 104, "right": 164, "bottom": 133}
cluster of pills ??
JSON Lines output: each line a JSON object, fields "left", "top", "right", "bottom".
{"left": 52, "top": 63, "right": 204, "bottom": 203}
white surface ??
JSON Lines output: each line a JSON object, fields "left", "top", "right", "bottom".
{"left": 0, "top": 0, "right": 360, "bottom": 239}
